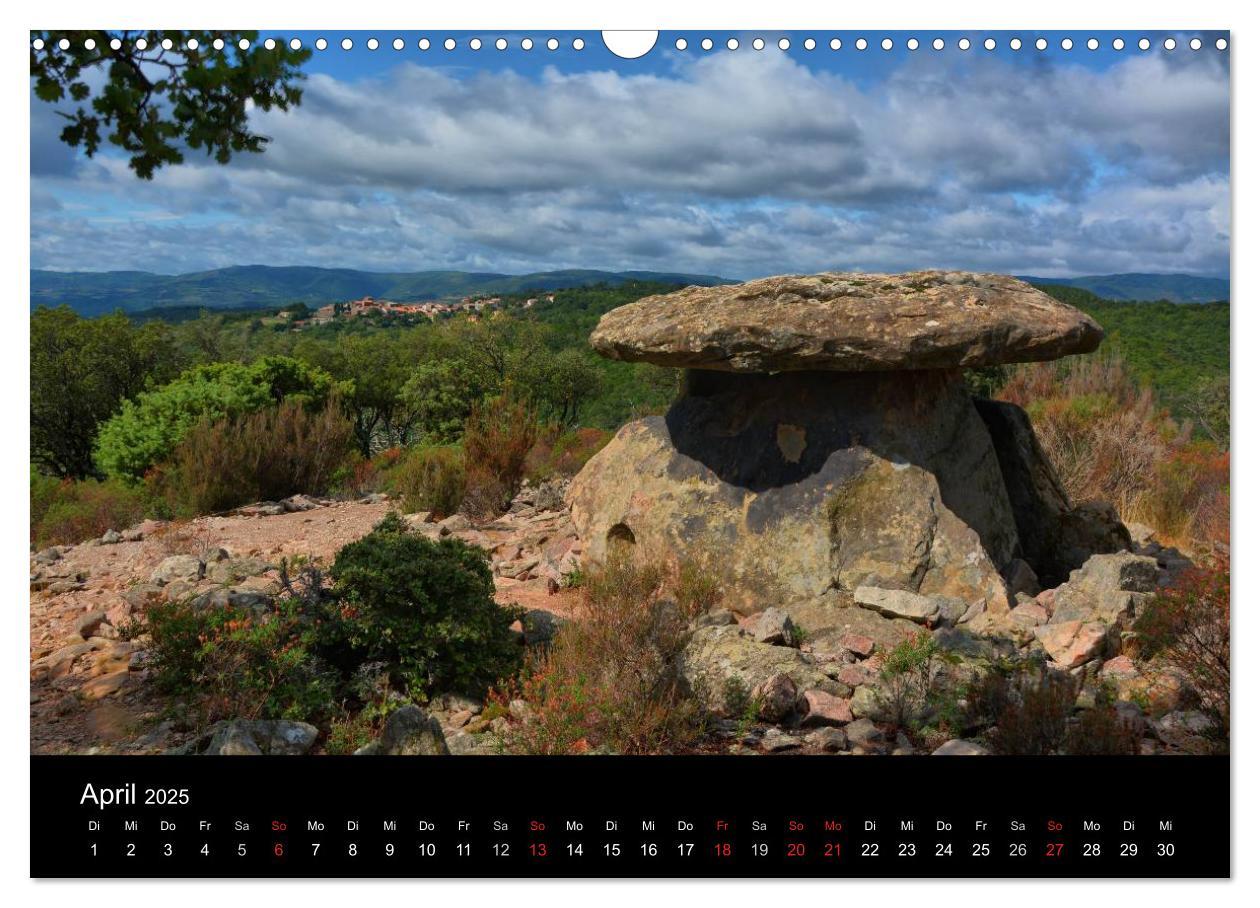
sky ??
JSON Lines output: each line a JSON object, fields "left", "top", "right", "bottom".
{"left": 30, "top": 30, "right": 1231, "bottom": 280}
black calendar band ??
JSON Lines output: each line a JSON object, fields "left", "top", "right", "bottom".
{"left": 31, "top": 754, "right": 1229, "bottom": 878}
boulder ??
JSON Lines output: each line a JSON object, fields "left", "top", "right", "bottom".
{"left": 1049, "top": 553, "right": 1160, "bottom": 640}
{"left": 844, "top": 718, "right": 886, "bottom": 751}
{"left": 281, "top": 494, "right": 322, "bottom": 512}
{"left": 191, "top": 588, "right": 273, "bottom": 614}
{"left": 590, "top": 272, "right": 1101, "bottom": 373}
{"left": 569, "top": 369, "right": 1017, "bottom": 613}
{"left": 379, "top": 706, "right": 450, "bottom": 755}
{"left": 974, "top": 398, "right": 1131, "bottom": 584}
{"left": 99, "top": 529, "right": 123, "bottom": 545}
{"left": 838, "top": 633, "right": 875, "bottom": 657}
{"left": 151, "top": 555, "right": 203, "bottom": 586}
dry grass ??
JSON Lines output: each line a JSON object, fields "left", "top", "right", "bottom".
{"left": 997, "top": 358, "right": 1228, "bottom": 548}
{"left": 494, "top": 553, "right": 704, "bottom": 754}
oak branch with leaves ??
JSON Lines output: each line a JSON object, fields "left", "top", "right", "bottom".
{"left": 31, "top": 30, "right": 311, "bottom": 179}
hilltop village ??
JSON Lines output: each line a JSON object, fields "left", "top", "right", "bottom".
{"left": 279, "top": 293, "right": 555, "bottom": 328}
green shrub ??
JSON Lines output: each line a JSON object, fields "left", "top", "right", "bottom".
{"left": 95, "top": 356, "right": 343, "bottom": 481}
{"left": 153, "top": 398, "right": 354, "bottom": 516}
{"left": 30, "top": 471, "right": 149, "bottom": 547}
{"left": 324, "top": 513, "right": 521, "bottom": 698}
{"left": 875, "top": 634, "right": 958, "bottom": 734}
{"left": 392, "top": 445, "right": 466, "bottom": 517}
{"left": 145, "top": 596, "right": 336, "bottom": 723}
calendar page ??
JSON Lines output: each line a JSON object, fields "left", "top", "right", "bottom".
{"left": 27, "top": 25, "right": 1230, "bottom": 880}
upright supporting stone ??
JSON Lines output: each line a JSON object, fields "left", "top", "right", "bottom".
{"left": 570, "top": 270, "right": 1107, "bottom": 615}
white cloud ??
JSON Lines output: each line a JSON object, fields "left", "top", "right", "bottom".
{"left": 30, "top": 49, "right": 1230, "bottom": 278}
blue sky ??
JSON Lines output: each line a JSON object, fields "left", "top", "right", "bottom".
{"left": 30, "top": 30, "right": 1230, "bottom": 279}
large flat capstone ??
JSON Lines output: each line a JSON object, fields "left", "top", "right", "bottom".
{"left": 589, "top": 271, "right": 1102, "bottom": 373}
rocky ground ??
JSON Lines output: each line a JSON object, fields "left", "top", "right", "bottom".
{"left": 30, "top": 481, "right": 1216, "bottom": 758}
{"left": 672, "top": 523, "right": 1213, "bottom": 757}
{"left": 29, "top": 483, "right": 581, "bottom": 755}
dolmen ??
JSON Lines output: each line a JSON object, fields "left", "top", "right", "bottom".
{"left": 567, "top": 271, "right": 1130, "bottom": 621}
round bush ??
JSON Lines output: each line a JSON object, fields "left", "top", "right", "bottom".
{"left": 325, "top": 513, "right": 521, "bottom": 698}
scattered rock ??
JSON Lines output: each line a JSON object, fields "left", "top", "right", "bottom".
{"left": 694, "top": 608, "right": 738, "bottom": 629}
{"left": 932, "top": 739, "right": 989, "bottom": 756}
{"left": 520, "top": 609, "right": 566, "bottom": 647}
{"left": 151, "top": 555, "right": 204, "bottom": 585}
{"left": 380, "top": 706, "right": 450, "bottom": 755}
{"left": 1033, "top": 620, "right": 1108, "bottom": 669}
{"left": 681, "top": 625, "right": 835, "bottom": 715}
{"left": 854, "top": 587, "right": 943, "bottom": 626}
{"left": 439, "top": 514, "right": 472, "bottom": 536}
{"left": 1100, "top": 655, "right": 1139, "bottom": 680}
{"left": 121, "top": 583, "right": 164, "bottom": 612}
{"left": 844, "top": 718, "right": 885, "bottom": 751}
{"left": 751, "top": 607, "right": 797, "bottom": 646}
{"left": 839, "top": 633, "right": 875, "bottom": 657}
{"left": 281, "top": 494, "right": 322, "bottom": 512}
{"left": 74, "top": 610, "right": 109, "bottom": 640}
{"left": 1009, "top": 602, "right": 1049, "bottom": 628}
{"left": 800, "top": 689, "right": 853, "bottom": 727}
{"left": 805, "top": 726, "right": 848, "bottom": 752}
{"left": 179, "top": 720, "right": 319, "bottom": 755}
{"left": 1153, "top": 711, "right": 1216, "bottom": 750}
{"left": 80, "top": 670, "right": 130, "bottom": 701}
{"left": 205, "top": 556, "right": 273, "bottom": 584}
{"left": 759, "top": 728, "right": 801, "bottom": 752}
{"left": 754, "top": 673, "right": 801, "bottom": 723}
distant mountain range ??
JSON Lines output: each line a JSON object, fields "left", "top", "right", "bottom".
{"left": 30, "top": 266, "right": 1227, "bottom": 316}
{"left": 1019, "top": 273, "right": 1229, "bottom": 304}
{"left": 29, "top": 266, "right": 731, "bottom": 317}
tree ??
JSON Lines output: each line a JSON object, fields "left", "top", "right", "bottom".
{"left": 31, "top": 306, "right": 182, "bottom": 478}
{"left": 400, "top": 359, "right": 492, "bottom": 445}
{"left": 30, "top": 30, "right": 310, "bottom": 179}
{"left": 530, "top": 348, "right": 604, "bottom": 426}
{"left": 295, "top": 334, "right": 420, "bottom": 456}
